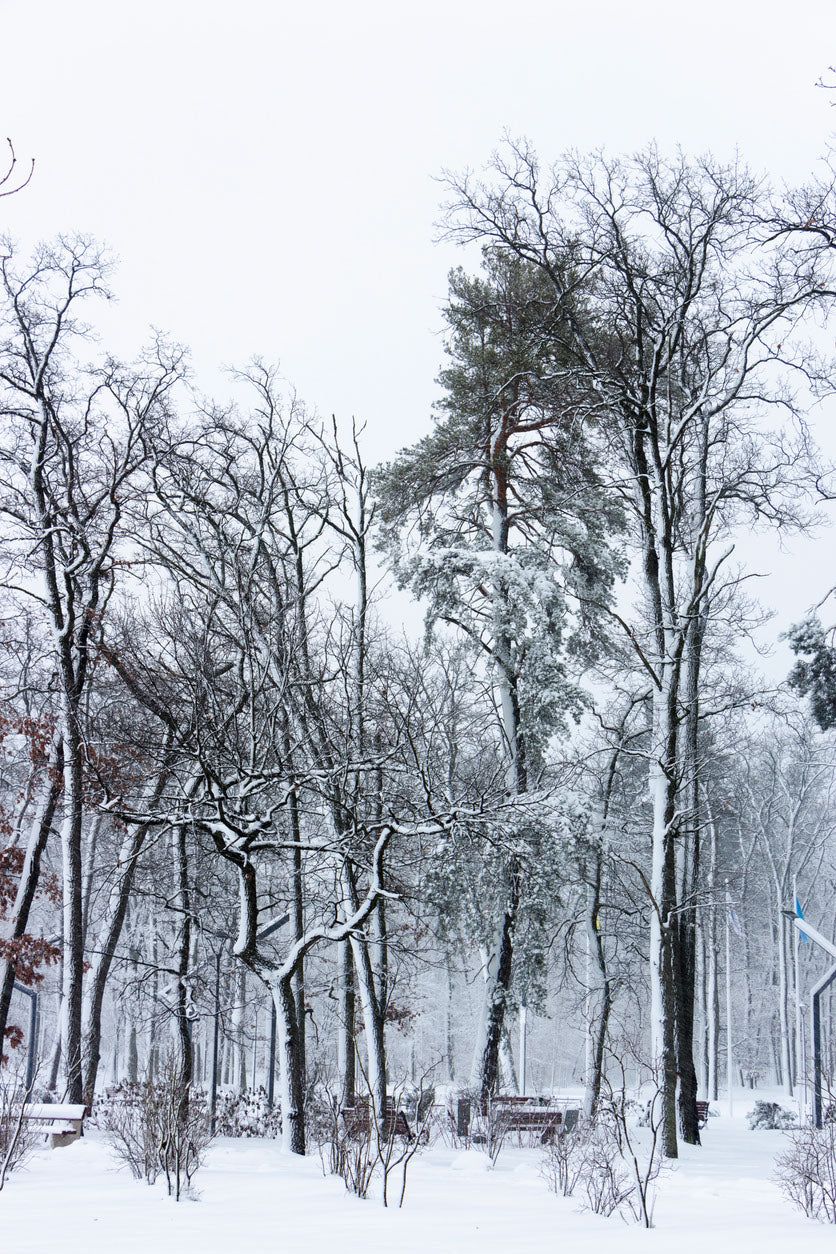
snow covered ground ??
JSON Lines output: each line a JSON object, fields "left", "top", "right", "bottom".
{"left": 2, "top": 1093, "right": 834, "bottom": 1253}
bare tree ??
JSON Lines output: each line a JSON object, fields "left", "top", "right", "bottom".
{"left": 101, "top": 373, "right": 505, "bottom": 1154}
{"left": 0, "top": 236, "right": 185, "bottom": 1100}
{"left": 0, "top": 139, "right": 33, "bottom": 202}
{"left": 441, "top": 141, "right": 830, "bottom": 1153}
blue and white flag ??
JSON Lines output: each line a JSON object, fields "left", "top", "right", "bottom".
{"left": 726, "top": 891, "right": 743, "bottom": 937}
{"left": 796, "top": 897, "right": 810, "bottom": 944}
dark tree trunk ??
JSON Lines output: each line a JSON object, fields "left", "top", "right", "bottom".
{"left": 674, "top": 913, "right": 701, "bottom": 1145}
{"left": 478, "top": 855, "right": 522, "bottom": 1105}
{"left": 82, "top": 818, "right": 151, "bottom": 1106}
{"left": 174, "top": 823, "right": 193, "bottom": 1112}
{"left": 61, "top": 718, "right": 86, "bottom": 1105}
{"left": 288, "top": 785, "right": 306, "bottom": 1089}
{"left": 340, "top": 941, "right": 356, "bottom": 1105}
{"left": 0, "top": 741, "right": 62, "bottom": 1059}
{"left": 276, "top": 973, "right": 306, "bottom": 1155}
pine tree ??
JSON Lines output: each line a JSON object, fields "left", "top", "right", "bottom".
{"left": 378, "top": 250, "right": 622, "bottom": 1101}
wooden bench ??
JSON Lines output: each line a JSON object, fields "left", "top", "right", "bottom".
{"left": 341, "top": 1097, "right": 413, "bottom": 1142}
{"left": 20, "top": 1103, "right": 87, "bottom": 1148}
{"left": 494, "top": 1105, "right": 562, "bottom": 1143}
{"left": 696, "top": 1100, "right": 710, "bottom": 1129}
{"left": 451, "top": 1095, "right": 582, "bottom": 1146}
{"left": 491, "top": 1098, "right": 581, "bottom": 1148}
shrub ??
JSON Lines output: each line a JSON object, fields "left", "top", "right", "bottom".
{"left": 96, "top": 1059, "right": 213, "bottom": 1200}
{"left": 315, "top": 1077, "right": 435, "bottom": 1207}
{"left": 747, "top": 1101, "right": 796, "bottom": 1131}
{"left": 0, "top": 1067, "right": 41, "bottom": 1190}
{"left": 576, "top": 1121, "right": 637, "bottom": 1218}
{"left": 540, "top": 1123, "right": 587, "bottom": 1198}
{"left": 212, "top": 1086, "right": 281, "bottom": 1139}
{"left": 775, "top": 1121, "right": 836, "bottom": 1222}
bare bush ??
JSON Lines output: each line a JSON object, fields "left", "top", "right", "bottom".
{"left": 775, "top": 1121, "right": 836, "bottom": 1223}
{"left": 542, "top": 1066, "right": 663, "bottom": 1226}
{"left": 599, "top": 1077, "right": 664, "bottom": 1227}
{"left": 96, "top": 1080, "right": 167, "bottom": 1185}
{"left": 315, "top": 1088, "right": 377, "bottom": 1199}
{"left": 98, "top": 1059, "right": 212, "bottom": 1200}
{"left": 316, "top": 1074, "right": 435, "bottom": 1207}
{"left": 540, "top": 1124, "right": 588, "bottom": 1198}
{"left": 0, "top": 1066, "right": 41, "bottom": 1191}
{"left": 373, "top": 1081, "right": 435, "bottom": 1208}
{"left": 576, "top": 1121, "right": 637, "bottom": 1218}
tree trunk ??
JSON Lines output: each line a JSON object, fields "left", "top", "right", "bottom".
{"left": 696, "top": 924, "right": 708, "bottom": 1097}
{"left": 349, "top": 930, "right": 387, "bottom": 1129}
{"left": 274, "top": 974, "right": 306, "bottom": 1154}
{"left": 289, "top": 788, "right": 307, "bottom": 1090}
{"left": 0, "top": 740, "right": 62, "bottom": 1058}
{"left": 674, "top": 610, "right": 703, "bottom": 1145}
{"left": 470, "top": 855, "right": 522, "bottom": 1104}
{"left": 445, "top": 953, "right": 456, "bottom": 1084}
{"left": 776, "top": 909, "right": 793, "bottom": 1097}
{"left": 649, "top": 675, "right": 681, "bottom": 1159}
{"left": 584, "top": 904, "right": 613, "bottom": 1121}
{"left": 339, "top": 941, "right": 356, "bottom": 1105}
{"left": 82, "top": 819, "right": 151, "bottom": 1105}
{"left": 173, "top": 822, "right": 193, "bottom": 1113}
{"left": 233, "top": 966, "right": 247, "bottom": 1092}
{"left": 59, "top": 719, "right": 85, "bottom": 1105}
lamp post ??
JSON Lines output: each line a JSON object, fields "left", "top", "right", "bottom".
{"left": 12, "top": 982, "right": 38, "bottom": 1090}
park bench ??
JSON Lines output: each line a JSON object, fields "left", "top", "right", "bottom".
{"left": 20, "top": 1103, "right": 87, "bottom": 1148}
{"left": 451, "top": 1095, "right": 581, "bottom": 1147}
{"left": 696, "top": 1100, "right": 710, "bottom": 1129}
{"left": 492, "top": 1099, "right": 581, "bottom": 1145}
{"left": 494, "top": 1104, "right": 561, "bottom": 1143}
{"left": 341, "top": 1096, "right": 413, "bottom": 1141}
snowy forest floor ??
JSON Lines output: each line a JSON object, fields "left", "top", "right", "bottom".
{"left": 2, "top": 1090, "right": 834, "bottom": 1253}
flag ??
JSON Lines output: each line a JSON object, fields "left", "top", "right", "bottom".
{"left": 796, "top": 897, "right": 810, "bottom": 944}
{"left": 726, "top": 891, "right": 743, "bottom": 937}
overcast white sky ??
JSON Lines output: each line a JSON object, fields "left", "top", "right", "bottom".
{"left": 2, "top": 0, "right": 835, "bottom": 668}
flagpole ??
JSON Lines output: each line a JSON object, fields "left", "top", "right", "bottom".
{"left": 793, "top": 875, "right": 803, "bottom": 1123}
{"left": 725, "top": 878, "right": 733, "bottom": 1118}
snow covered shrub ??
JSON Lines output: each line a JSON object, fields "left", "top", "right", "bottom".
{"left": 96, "top": 1079, "right": 168, "bottom": 1185}
{"left": 775, "top": 1122, "right": 836, "bottom": 1222}
{"left": 325, "top": 1094, "right": 377, "bottom": 1200}
{"left": 576, "top": 1121, "right": 636, "bottom": 1218}
{"left": 540, "top": 1124, "right": 587, "bottom": 1197}
{"left": 98, "top": 1060, "right": 212, "bottom": 1200}
{"left": 376, "top": 1084, "right": 435, "bottom": 1208}
{"left": 577, "top": 1050, "right": 665, "bottom": 1227}
{"left": 212, "top": 1086, "right": 281, "bottom": 1138}
{"left": 311, "top": 1086, "right": 354, "bottom": 1182}
{"left": 302, "top": 1081, "right": 339, "bottom": 1156}
{"left": 315, "top": 1078, "right": 434, "bottom": 1207}
{"left": 0, "top": 1066, "right": 41, "bottom": 1190}
{"left": 557, "top": 1095, "right": 661, "bottom": 1225}
{"left": 747, "top": 1101, "right": 796, "bottom": 1131}
{"left": 310, "top": 1080, "right": 379, "bottom": 1198}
